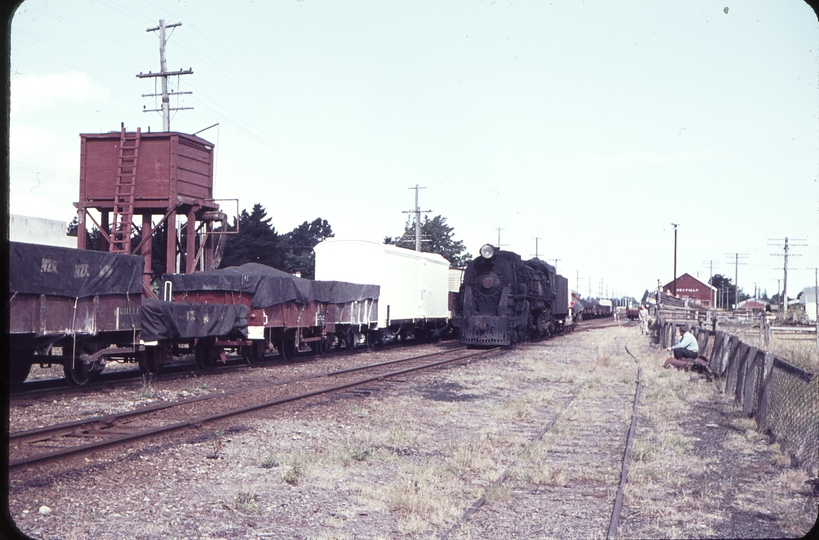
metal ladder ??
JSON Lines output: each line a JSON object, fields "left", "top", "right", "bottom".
{"left": 110, "top": 126, "right": 141, "bottom": 253}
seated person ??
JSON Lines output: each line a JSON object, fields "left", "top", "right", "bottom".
{"left": 667, "top": 326, "right": 699, "bottom": 360}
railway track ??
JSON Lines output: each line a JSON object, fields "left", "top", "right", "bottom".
{"left": 10, "top": 335, "right": 462, "bottom": 398}
{"left": 9, "top": 345, "right": 499, "bottom": 470}
{"left": 441, "top": 333, "right": 644, "bottom": 540}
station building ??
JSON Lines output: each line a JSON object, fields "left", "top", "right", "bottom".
{"left": 662, "top": 273, "right": 717, "bottom": 307}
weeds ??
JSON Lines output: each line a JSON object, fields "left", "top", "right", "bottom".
{"left": 233, "top": 489, "right": 259, "bottom": 512}
{"left": 259, "top": 454, "right": 279, "bottom": 469}
{"left": 139, "top": 376, "right": 156, "bottom": 400}
{"left": 283, "top": 464, "right": 302, "bottom": 485}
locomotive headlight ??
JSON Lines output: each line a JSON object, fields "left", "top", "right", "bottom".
{"left": 479, "top": 244, "right": 495, "bottom": 259}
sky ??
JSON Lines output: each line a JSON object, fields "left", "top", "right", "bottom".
{"left": 7, "top": 0, "right": 819, "bottom": 301}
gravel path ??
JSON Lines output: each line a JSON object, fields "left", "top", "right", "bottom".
{"left": 6, "top": 325, "right": 817, "bottom": 539}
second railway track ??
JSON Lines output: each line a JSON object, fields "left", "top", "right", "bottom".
{"left": 9, "top": 344, "right": 499, "bottom": 470}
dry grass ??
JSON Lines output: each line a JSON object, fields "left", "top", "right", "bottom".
{"left": 357, "top": 462, "right": 463, "bottom": 534}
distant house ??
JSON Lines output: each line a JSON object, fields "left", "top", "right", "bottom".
{"left": 9, "top": 214, "right": 75, "bottom": 248}
{"left": 737, "top": 298, "right": 769, "bottom": 311}
{"left": 662, "top": 273, "right": 717, "bottom": 307}
{"left": 800, "top": 287, "right": 818, "bottom": 322}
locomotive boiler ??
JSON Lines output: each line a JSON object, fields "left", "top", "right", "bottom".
{"left": 457, "top": 244, "right": 569, "bottom": 346}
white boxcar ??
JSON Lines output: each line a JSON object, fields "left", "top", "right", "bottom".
{"left": 314, "top": 239, "right": 451, "bottom": 335}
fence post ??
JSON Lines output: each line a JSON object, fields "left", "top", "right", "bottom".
{"left": 755, "top": 352, "right": 776, "bottom": 430}
{"left": 720, "top": 334, "right": 738, "bottom": 377}
{"left": 709, "top": 331, "right": 724, "bottom": 373}
{"left": 742, "top": 349, "right": 763, "bottom": 417}
{"left": 735, "top": 345, "right": 757, "bottom": 407}
{"left": 725, "top": 341, "right": 747, "bottom": 396}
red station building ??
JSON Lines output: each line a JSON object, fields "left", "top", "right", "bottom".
{"left": 662, "top": 273, "right": 717, "bottom": 308}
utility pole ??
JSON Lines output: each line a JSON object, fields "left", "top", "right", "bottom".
{"left": 532, "top": 237, "right": 541, "bottom": 259}
{"left": 402, "top": 185, "right": 430, "bottom": 251}
{"left": 137, "top": 20, "right": 193, "bottom": 131}
{"left": 576, "top": 270, "right": 580, "bottom": 293}
{"left": 812, "top": 268, "right": 819, "bottom": 351}
{"left": 703, "top": 259, "right": 720, "bottom": 307}
{"left": 496, "top": 227, "right": 505, "bottom": 249}
{"left": 725, "top": 252, "right": 748, "bottom": 309}
{"left": 671, "top": 223, "right": 679, "bottom": 295}
{"left": 769, "top": 237, "right": 806, "bottom": 315}
{"left": 550, "top": 258, "right": 561, "bottom": 273}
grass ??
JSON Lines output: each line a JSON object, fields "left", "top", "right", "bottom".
{"left": 233, "top": 488, "right": 259, "bottom": 512}
{"left": 368, "top": 462, "right": 460, "bottom": 534}
{"left": 139, "top": 376, "right": 156, "bottom": 400}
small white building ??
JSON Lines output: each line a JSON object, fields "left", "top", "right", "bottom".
{"left": 9, "top": 214, "right": 76, "bottom": 248}
{"left": 800, "top": 287, "right": 818, "bottom": 322}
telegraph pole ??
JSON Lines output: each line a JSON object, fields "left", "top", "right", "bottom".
{"left": 532, "top": 237, "right": 541, "bottom": 259}
{"left": 671, "top": 223, "right": 679, "bottom": 295}
{"left": 137, "top": 20, "right": 193, "bottom": 131}
{"left": 725, "top": 252, "right": 748, "bottom": 309}
{"left": 496, "top": 227, "right": 505, "bottom": 249}
{"left": 551, "top": 258, "right": 561, "bottom": 273}
{"left": 769, "top": 237, "right": 806, "bottom": 315}
{"left": 703, "top": 259, "right": 720, "bottom": 308}
{"left": 402, "top": 185, "right": 430, "bottom": 251}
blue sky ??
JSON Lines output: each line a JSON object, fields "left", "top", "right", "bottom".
{"left": 8, "top": 0, "right": 819, "bottom": 300}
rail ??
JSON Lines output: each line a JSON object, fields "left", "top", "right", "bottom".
{"left": 9, "top": 346, "right": 496, "bottom": 470}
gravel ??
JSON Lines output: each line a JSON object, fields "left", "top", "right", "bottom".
{"left": 6, "top": 326, "right": 818, "bottom": 539}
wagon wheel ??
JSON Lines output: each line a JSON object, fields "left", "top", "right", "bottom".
{"left": 365, "top": 330, "right": 377, "bottom": 348}
{"left": 63, "top": 356, "right": 92, "bottom": 386}
{"left": 194, "top": 337, "right": 218, "bottom": 370}
{"left": 276, "top": 337, "right": 297, "bottom": 360}
{"left": 140, "top": 344, "right": 168, "bottom": 375}
{"left": 343, "top": 329, "right": 357, "bottom": 353}
{"left": 311, "top": 335, "right": 331, "bottom": 356}
{"left": 243, "top": 340, "right": 267, "bottom": 364}
{"left": 10, "top": 349, "right": 33, "bottom": 384}
{"left": 319, "top": 334, "right": 334, "bottom": 354}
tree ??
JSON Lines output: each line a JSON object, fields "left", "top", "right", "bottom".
{"left": 67, "top": 215, "right": 104, "bottom": 251}
{"left": 709, "top": 273, "right": 749, "bottom": 308}
{"left": 279, "top": 218, "right": 334, "bottom": 279}
{"left": 220, "top": 204, "right": 281, "bottom": 268}
{"left": 386, "top": 214, "right": 472, "bottom": 267}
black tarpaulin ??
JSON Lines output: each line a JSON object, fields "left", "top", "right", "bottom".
{"left": 8, "top": 241, "right": 144, "bottom": 298}
{"left": 163, "top": 263, "right": 379, "bottom": 309}
{"left": 140, "top": 298, "right": 249, "bottom": 341}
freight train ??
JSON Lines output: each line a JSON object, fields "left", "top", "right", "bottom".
{"left": 8, "top": 239, "right": 596, "bottom": 385}
{"left": 455, "top": 244, "right": 570, "bottom": 346}
{"left": 7, "top": 239, "right": 445, "bottom": 385}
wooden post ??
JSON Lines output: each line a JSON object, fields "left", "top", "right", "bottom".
{"left": 735, "top": 345, "right": 757, "bottom": 407}
{"left": 755, "top": 352, "right": 776, "bottom": 430}
{"left": 185, "top": 207, "right": 196, "bottom": 274}
{"left": 166, "top": 211, "right": 176, "bottom": 275}
{"left": 141, "top": 213, "right": 153, "bottom": 295}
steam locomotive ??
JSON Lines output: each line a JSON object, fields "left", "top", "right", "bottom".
{"left": 456, "top": 244, "right": 570, "bottom": 346}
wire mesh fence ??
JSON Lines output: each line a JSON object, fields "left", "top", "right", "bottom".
{"left": 655, "top": 315, "right": 818, "bottom": 477}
